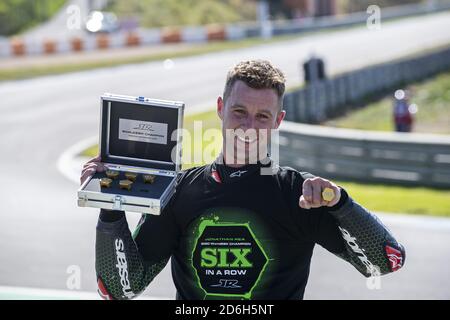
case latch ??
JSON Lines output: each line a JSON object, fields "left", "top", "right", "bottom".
{"left": 113, "top": 196, "right": 123, "bottom": 210}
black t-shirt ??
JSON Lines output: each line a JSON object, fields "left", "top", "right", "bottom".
{"left": 133, "top": 160, "right": 347, "bottom": 300}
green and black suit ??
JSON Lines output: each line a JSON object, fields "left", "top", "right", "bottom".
{"left": 96, "top": 160, "right": 405, "bottom": 300}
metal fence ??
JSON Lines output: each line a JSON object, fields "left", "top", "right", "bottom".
{"left": 242, "top": 1, "right": 450, "bottom": 37}
{"left": 278, "top": 121, "right": 450, "bottom": 188}
{"left": 283, "top": 47, "right": 450, "bottom": 124}
{"left": 280, "top": 46, "right": 450, "bottom": 188}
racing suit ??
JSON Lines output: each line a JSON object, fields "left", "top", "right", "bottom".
{"left": 95, "top": 159, "right": 405, "bottom": 300}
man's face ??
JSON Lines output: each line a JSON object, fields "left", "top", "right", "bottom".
{"left": 217, "top": 80, "right": 285, "bottom": 165}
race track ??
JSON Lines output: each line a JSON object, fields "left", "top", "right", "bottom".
{"left": 1, "top": 11, "right": 449, "bottom": 299}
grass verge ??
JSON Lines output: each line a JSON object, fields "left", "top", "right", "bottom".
{"left": 335, "top": 180, "right": 450, "bottom": 217}
{"left": 324, "top": 71, "right": 450, "bottom": 134}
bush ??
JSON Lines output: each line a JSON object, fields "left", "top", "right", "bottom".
{"left": 107, "top": 0, "right": 257, "bottom": 28}
{"left": 0, "top": 0, "right": 66, "bottom": 36}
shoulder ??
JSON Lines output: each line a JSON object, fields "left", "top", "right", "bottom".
{"left": 175, "top": 165, "right": 208, "bottom": 187}
{"left": 276, "top": 166, "right": 317, "bottom": 184}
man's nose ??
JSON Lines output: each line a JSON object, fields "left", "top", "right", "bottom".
{"left": 241, "top": 116, "right": 256, "bottom": 130}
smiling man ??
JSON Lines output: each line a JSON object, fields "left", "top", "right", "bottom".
{"left": 82, "top": 60, "right": 405, "bottom": 300}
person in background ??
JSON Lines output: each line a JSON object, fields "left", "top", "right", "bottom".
{"left": 393, "top": 89, "right": 413, "bottom": 132}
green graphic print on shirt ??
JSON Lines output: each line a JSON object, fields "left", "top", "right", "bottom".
{"left": 186, "top": 207, "right": 275, "bottom": 300}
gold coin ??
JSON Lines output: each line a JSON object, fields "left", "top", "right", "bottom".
{"left": 322, "top": 187, "right": 335, "bottom": 202}
{"left": 143, "top": 174, "right": 156, "bottom": 184}
{"left": 125, "top": 172, "right": 138, "bottom": 182}
{"left": 105, "top": 170, "right": 119, "bottom": 179}
{"left": 119, "top": 179, "right": 133, "bottom": 191}
{"left": 100, "top": 178, "right": 112, "bottom": 188}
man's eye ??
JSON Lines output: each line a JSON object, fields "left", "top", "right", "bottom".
{"left": 234, "top": 109, "right": 245, "bottom": 115}
{"left": 257, "top": 114, "right": 269, "bottom": 120}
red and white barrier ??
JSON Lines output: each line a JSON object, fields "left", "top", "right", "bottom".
{"left": 0, "top": 24, "right": 240, "bottom": 58}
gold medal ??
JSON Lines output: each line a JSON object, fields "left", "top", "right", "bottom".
{"left": 119, "top": 179, "right": 133, "bottom": 191}
{"left": 105, "top": 170, "right": 119, "bottom": 180}
{"left": 322, "top": 187, "right": 335, "bottom": 202}
{"left": 100, "top": 178, "right": 112, "bottom": 188}
{"left": 125, "top": 172, "right": 138, "bottom": 182}
{"left": 143, "top": 174, "right": 156, "bottom": 184}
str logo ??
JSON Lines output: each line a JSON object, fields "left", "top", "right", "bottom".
{"left": 211, "top": 279, "right": 241, "bottom": 289}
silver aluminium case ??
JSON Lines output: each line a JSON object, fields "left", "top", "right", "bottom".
{"left": 77, "top": 93, "right": 184, "bottom": 215}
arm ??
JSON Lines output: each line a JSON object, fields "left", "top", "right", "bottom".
{"left": 327, "top": 192, "right": 406, "bottom": 277}
{"left": 81, "top": 155, "right": 176, "bottom": 299}
{"left": 296, "top": 172, "right": 405, "bottom": 278}
{"left": 95, "top": 210, "right": 171, "bottom": 300}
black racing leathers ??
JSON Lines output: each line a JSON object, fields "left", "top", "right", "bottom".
{"left": 95, "top": 161, "right": 405, "bottom": 300}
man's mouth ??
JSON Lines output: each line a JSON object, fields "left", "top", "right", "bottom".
{"left": 235, "top": 135, "right": 257, "bottom": 144}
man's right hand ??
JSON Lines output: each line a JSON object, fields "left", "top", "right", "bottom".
{"left": 80, "top": 155, "right": 107, "bottom": 186}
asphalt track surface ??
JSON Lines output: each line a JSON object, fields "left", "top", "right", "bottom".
{"left": 1, "top": 12, "right": 450, "bottom": 299}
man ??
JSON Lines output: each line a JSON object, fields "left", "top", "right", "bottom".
{"left": 81, "top": 60, "right": 405, "bottom": 300}
{"left": 393, "top": 89, "right": 413, "bottom": 132}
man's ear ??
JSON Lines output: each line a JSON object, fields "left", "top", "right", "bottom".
{"left": 217, "top": 96, "right": 224, "bottom": 120}
{"left": 274, "top": 110, "right": 286, "bottom": 129}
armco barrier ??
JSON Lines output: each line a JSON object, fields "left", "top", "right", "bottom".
{"left": 278, "top": 121, "right": 450, "bottom": 188}
{"left": 1, "top": 2, "right": 450, "bottom": 58}
{"left": 284, "top": 47, "right": 450, "bottom": 124}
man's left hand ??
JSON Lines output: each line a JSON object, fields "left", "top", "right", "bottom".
{"left": 299, "top": 177, "right": 341, "bottom": 209}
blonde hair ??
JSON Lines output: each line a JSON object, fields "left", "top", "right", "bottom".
{"left": 223, "top": 60, "right": 286, "bottom": 111}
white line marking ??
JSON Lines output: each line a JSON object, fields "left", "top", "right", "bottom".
{"left": 57, "top": 135, "right": 97, "bottom": 184}
{"left": 0, "top": 285, "right": 171, "bottom": 300}
{"left": 56, "top": 107, "right": 214, "bottom": 184}
{"left": 376, "top": 212, "right": 450, "bottom": 231}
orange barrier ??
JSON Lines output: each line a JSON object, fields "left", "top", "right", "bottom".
{"left": 207, "top": 25, "right": 226, "bottom": 41}
{"left": 43, "top": 39, "right": 56, "bottom": 54}
{"left": 126, "top": 32, "right": 140, "bottom": 47}
{"left": 96, "top": 34, "right": 109, "bottom": 49}
{"left": 162, "top": 28, "right": 181, "bottom": 43}
{"left": 11, "top": 38, "right": 25, "bottom": 56}
{"left": 71, "top": 37, "right": 83, "bottom": 52}
{"left": 3, "top": 24, "right": 234, "bottom": 57}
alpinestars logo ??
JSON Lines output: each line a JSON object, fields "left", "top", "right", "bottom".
{"left": 229, "top": 170, "right": 247, "bottom": 178}
{"left": 385, "top": 245, "right": 403, "bottom": 271}
{"left": 338, "top": 227, "right": 380, "bottom": 276}
{"left": 115, "top": 238, "right": 135, "bottom": 299}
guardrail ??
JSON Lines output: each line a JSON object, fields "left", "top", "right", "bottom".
{"left": 245, "top": 1, "right": 450, "bottom": 37}
{"left": 283, "top": 46, "right": 450, "bottom": 123}
{"left": 278, "top": 121, "right": 450, "bottom": 188}
{"left": 1, "top": 1, "right": 450, "bottom": 58}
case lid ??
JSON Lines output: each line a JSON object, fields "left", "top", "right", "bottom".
{"left": 99, "top": 93, "right": 184, "bottom": 172}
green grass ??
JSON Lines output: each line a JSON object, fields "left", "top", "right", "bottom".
{"left": 108, "top": 0, "right": 256, "bottom": 28}
{"left": 324, "top": 71, "right": 450, "bottom": 134}
{"left": 335, "top": 180, "right": 450, "bottom": 217}
{"left": 0, "top": 34, "right": 300, "bottom": 82}
{"left": 0, "top": 0, "right": 67, "bottom": 36}
{"left": 82, "top": 109, "right": 450, "bottom": 217}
